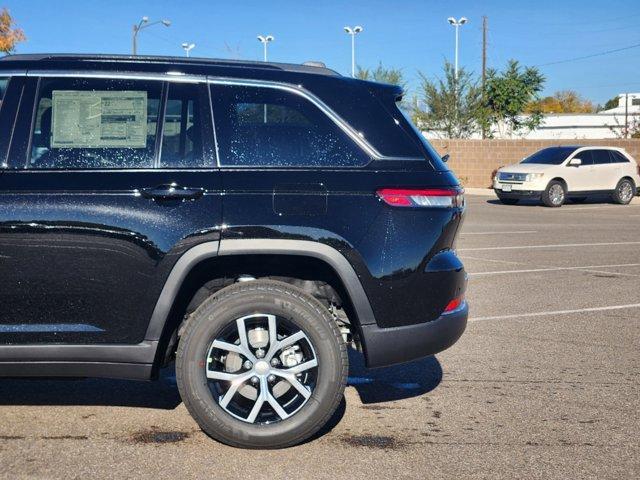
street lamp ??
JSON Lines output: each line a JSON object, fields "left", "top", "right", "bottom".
{"left": 181, "top": 42, "right": 196, "bottom": 57}
{"left": 344, "top": 25, "right": 363, "bottom": 78}
{"left": 447, "top": 17, "right": 467, "bottom": 80}
{"left": 132, "top": 16, "right": 171, "bottom": 55}
{"left": 257, "top": 35, "right": 274, "bottom": 61}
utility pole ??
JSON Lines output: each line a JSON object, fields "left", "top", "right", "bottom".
{"left": 481, "top": 16, "right": 488, "bottom": 139}
{"left": 625, "top": 93, "right": 629, "bottom": 138}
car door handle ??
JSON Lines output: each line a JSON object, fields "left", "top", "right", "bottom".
{"left": 139, "top": 184, "right": 205, "bottom": 201}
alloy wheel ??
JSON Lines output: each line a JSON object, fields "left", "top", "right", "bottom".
{"left": 205, "top": 313, "right": 318, "bottom": 424}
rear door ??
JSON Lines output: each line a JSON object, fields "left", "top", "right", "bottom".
{"left": 0, "top": 73, "right": 222, "bottom": 345}
{"left": 590, "top": 149, "right": 619, "bottom": 190}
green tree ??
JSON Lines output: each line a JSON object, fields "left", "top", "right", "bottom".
{"left": 412, "top": 61, "right": 482, "bottom": 138}
{"left": 603, "top": 95, "right": 620, "bottom": 111}
{"left": 355, "top": 63, "right": 406, "bottom": 89}
{"left": 0, "top": 8, "right": 25, "bottom": 54}
{"left": 482, "top": 60, "right": 545, "bottom": 137}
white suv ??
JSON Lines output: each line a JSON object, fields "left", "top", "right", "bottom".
{"left": 493, "top": 146, "right": 640, "bottom": 207}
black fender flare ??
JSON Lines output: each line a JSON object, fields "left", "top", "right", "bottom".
{"left": 143, "top": 239, "right": 377, "bottom": 342}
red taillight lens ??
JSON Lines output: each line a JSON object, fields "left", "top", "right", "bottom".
{"left": 377, "top": 188, "right": 464, "bottom": 208}
{"left": 444, "top": 296, "right": 464, "bottom": 313}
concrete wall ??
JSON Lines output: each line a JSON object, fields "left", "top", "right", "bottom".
{"left": 430, "top": 139, "right": 640, "bottom": 188}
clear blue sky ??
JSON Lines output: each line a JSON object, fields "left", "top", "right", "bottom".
{"left": 5, "top": 0, "right": 640, "bottom": 104}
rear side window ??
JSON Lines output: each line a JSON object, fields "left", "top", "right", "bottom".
{"left": 210, "top": 84, "right": 370, "bottom": 167}
{"left": 591, "top": 150, "right": 612, "bottom": 165}
{"left": 160, "top": 82, "right": 209, "bottom": 168}
{"left": 29, "top": 77, "right": 162, "bottom": 169}
{"left": 609, "top": 151, "right": 630, "bottom": 163}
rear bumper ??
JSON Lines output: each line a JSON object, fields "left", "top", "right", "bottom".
{"left": 360, "top": 303, "right": 468, "bottom": 368}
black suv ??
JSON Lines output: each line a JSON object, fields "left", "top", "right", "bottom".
{"left": 0, "top": 54, "right": 467, "bottom": 448}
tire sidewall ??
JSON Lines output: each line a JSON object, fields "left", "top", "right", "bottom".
{"left": 614, "top": 179, "right": 635, "bottom": 205}
{"left": 177, "top": 281, "right": 345, "bottom": 448}
{"left": 543, "top": 181, "right": 565, "bottom": 207}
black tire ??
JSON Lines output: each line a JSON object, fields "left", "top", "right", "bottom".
{"left": 611, "top": 178, "right": 635, "bottom": 205}
{"left": 570, "top": 197, "right": 587, "bottom": 203}
{"left": 542, "top": 180, "right": 566, "bottom": 207}
{"left": 176, "top": 279, "right": 347, "bottom": 449}
{"left": 497, "top": 195, "right": 519, "bottom": 205}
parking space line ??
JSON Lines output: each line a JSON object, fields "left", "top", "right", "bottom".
{"left": 461, "top": 230, "right": 538, "bottom": 236}
{"left": 459, "top": 241, "right": 640, "bottom": 252}
{"left": 470, "top": 303, "right": 640, "bottom": 322}
{"left": 460, "top": 255, "right": 526, "bottom": 266}
{"left": 555, "top": 205, "right": 640, "bottom": 212}
{"left": 469, "top": 263, "right": 640, "bottom": 277}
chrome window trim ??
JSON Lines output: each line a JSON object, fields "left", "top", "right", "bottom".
{"left": 5, "top": 69, "right": 423, "bottom": 162}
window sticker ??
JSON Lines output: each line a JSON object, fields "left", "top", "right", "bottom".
{"left": 51, "top": 90, "right": 148, "bottom": 148}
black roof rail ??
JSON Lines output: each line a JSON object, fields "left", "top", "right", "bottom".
{"left": 0, "top": 53, "right": 340, "bottom": 76}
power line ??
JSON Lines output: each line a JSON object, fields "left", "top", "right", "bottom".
{"left": 538, "top": 41, "right": 640, "bottom": 67}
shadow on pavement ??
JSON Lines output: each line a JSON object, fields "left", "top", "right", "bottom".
{"left": 0, "top": 366, "right": 182, "bottom": 410}
{"left": 347, "top": 350, "right": 442, "bottom": 404}
{"left": 0, "top": 351, "right": 443, "bottom": 411}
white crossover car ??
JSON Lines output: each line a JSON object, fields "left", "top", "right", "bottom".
{"left": 493, "top": 146, "right": 640, "bottom": 207}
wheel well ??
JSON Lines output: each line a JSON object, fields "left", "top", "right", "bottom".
{"left": 547, "top": 177, "right": 568, "bottom": 193}
{"left": 621, "top": 176, "right": 636, "bottom": 187}
{"left": 152, "top": 254, "right": 360, "bottom": 371}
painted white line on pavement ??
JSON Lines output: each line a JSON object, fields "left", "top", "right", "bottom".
{"left": 556, "top": 204, "right": 640, "bottom": 212}
{"left": 459, "top": 241, "right": 640, "bottom": 252}
{"left": 469, "top": 263, "right": 640, "bottom": 277}
{"left": 470, "top": 303, "right": 640, "bottom": 322}
{"left": 461, "top": 230, "right": 538, "bottom": 236}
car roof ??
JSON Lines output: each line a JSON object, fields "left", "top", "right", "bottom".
{"left": 0, "top": 53, "right": 341, "bottom": 77}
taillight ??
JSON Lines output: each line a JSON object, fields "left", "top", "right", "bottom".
{"left": 443, "top": 296, "right": 465, "bottom": 314}
{"left": 376, "top": 188, "right": 464, "bottom": 208}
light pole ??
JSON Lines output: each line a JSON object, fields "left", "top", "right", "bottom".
{"left": 343, "top": 25, "right": 363, "bottom": 78}
{"left": 132, "top": 16, "right": 171, "bottom": 55}
{"left": 447, "top": 17, "right": 467, "bottom": 80}
{"left": 181, "top": 42, "right": 196, "bottom": 57}
{"left": 257, "top": 35, "right": 274, "bottom": 61}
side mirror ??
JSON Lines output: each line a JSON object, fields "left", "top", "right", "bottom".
{"left": 442, "top": 153, "right": 450, "bottom": 163}
{"left": 568, "top": 158, "right": 582, "bottom": 167}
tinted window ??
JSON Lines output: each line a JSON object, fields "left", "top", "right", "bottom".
{"left": 609, "top": 151, "right": 630, "bottom": 163}
{"left": 521, "top": 147, "right": 576, "bottom": 165}
{"left": 29, "top": 77, "right": 161, "bottom": 169}
{"left": 632, "top": 98, "right": 640, "bottom": 106}
{"left": 575, "top": 150, "right": 593, "bottom": 166}
{"left": 160, "top": 82, "right": 209, "bottom": 168}
{"left": 210, "top": 84, "right": 369, "bottom": 167}
{"left": 0, "top": 77, "right": 9, "bottom": 104}
{"left": 591, "top": 150, "right": 612, "bottom": 165}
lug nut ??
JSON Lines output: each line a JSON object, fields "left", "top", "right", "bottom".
{"left": 251, "top": 376, "right": 259, "bottom": 385}
{"left": 270, "top": 358, "right": 280, "bottom": 367}
{"left": 268, "top": 374, "right": 276, "bottom": 382}
{"left": 243, "top": 360, "right": 253, "bottom": 370}
{"left": 255, "top": 348, "right": 265, "bottom": 358}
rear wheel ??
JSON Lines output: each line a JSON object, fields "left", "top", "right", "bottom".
{"left": 542, "top": 181, "right": 566, "bottom": 207}
{"left": 497, "top": 195, "right": 519, "bottom": 205}
{"left": 612, "top": 178, "right": 635, "bottom": 205}
{"left": 176, "top": 279, "right": 347, "bottom": 449}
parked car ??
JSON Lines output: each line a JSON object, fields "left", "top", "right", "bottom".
{"left": 493, "top": 146, "right": 640, "bottom": 207}
{"left": 0, "top": 54, "right": 467, "bottom": 448}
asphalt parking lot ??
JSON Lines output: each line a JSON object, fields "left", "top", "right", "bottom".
{"left": 1, "top": 193, "right": 639, "bottom": 480}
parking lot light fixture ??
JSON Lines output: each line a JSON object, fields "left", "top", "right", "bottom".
{"left": 344, "top": 25, "right": 363, "bottom": 78}
{"left": 132, "top": 17, "right": 171, "bottom": 55}
{"left": 257, "top": 35, "right": 274, "bottom": 62}
{"left": 181, "top": 42, "right": 196, "bottom": 57}
{"left": 447, "top": 16, "right": 467, "bottom": 80}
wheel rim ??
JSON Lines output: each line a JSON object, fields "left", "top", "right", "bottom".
{"left": 205, "top": 313, "right": 318, "bottom": 425}
{"left": 549, "top": 184, "right": 564, "bottom": 205}
{"left": 619, "top": 181, "right": 633, "bottom": 203}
